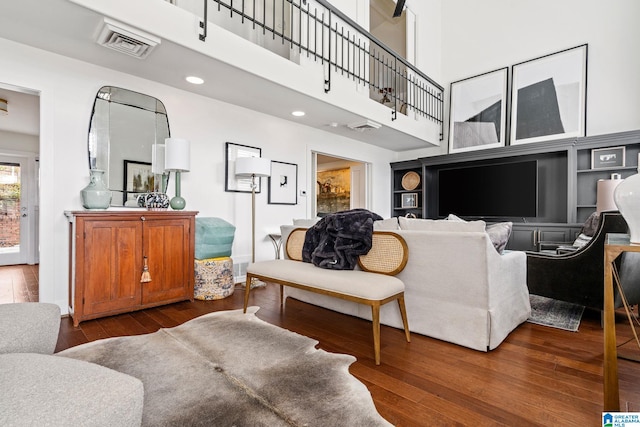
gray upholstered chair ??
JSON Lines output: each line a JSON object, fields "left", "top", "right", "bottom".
{"left": 0, "top": 303, "right": 144, "bottom": 427}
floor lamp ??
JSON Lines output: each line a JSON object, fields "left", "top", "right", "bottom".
{"left": 235, "top": 156, "right": 271, "bottom": 264}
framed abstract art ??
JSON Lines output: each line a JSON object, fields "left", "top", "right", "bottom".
{"left": 449, "top": 67, "right": 508, "bottom": 153}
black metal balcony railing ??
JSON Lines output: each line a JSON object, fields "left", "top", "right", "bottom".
{"left": 198, "top": 0, "right": 443, "bottom": 139}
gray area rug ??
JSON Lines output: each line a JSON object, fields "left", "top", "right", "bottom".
{"left": 58, "top": 307, "right": 391, "bottom": 427}
{"left": 527, "top": 294, "right": 585, "bottom": 332}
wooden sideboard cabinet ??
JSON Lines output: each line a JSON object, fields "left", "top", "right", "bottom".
{"left": 65, "top": 210, "right": 197, "bottom": 327}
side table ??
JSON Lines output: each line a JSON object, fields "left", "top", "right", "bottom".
{"left": 603, "top": 233, "right": 640, "bottom": 411}
{"left": 267, "top": 233, "right": 282, "bottom": 259}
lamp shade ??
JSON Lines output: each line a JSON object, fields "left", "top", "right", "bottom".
{"left": 235, "top": 156, "right": 271, "bottom": 177}
{"left": 151, "top": 143, "right": 166, "bottom": 174}
{"left": 164, "top": 138, "right": 190, "bottom": 172}
{"left": 597, "top": 175, "right": 623, "bottom": 213}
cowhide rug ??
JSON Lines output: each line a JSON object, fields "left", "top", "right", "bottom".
{"left": 58, "top": 307, "right": 392, "bottom": 427}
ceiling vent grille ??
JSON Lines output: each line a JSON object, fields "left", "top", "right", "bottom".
{"left": 96, "top": 18, "right": 160, "bottom": 59}
{"left": 347, "top": 119, "right": 382, "bottom": 132}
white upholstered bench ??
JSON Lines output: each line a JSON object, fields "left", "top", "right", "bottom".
{"left": 244, "top": 228, "right": 411, "bottom": 365}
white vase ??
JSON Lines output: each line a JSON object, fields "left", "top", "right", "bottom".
{"left": 614, "top": 173, "right": 640, "bottom": 243}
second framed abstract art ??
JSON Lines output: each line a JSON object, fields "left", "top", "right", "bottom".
{"left": 268, "top": 161, "right": 297, "bottom": 205}
{"left": 510, "top": 44, "right": 588, "bottom": 145}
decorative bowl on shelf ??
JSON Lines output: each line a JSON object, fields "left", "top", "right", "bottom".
{"left": 137, "top": 192, "right": 170, "bottom": 210}
{"left": 401, "top": 171, "right": 420, "bottom": 190}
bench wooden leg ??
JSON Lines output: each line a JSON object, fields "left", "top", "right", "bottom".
{"left": 397, "top": 295, "right": 411, "bottom": 343}
{"left": 371, "top": 304, "right": 381, "bottom": 365}
{"left": 280, "top": 284, "right": 284, "bottom": 306}
{"left": 243, "top": 274, "right": 252, "bottom": 313}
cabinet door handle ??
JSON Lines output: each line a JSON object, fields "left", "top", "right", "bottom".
{"left": 140, "top": 216, "right": 146, "bottom": 221}
{"left": 141, "top": 256, "right": 152, "bottom": 283}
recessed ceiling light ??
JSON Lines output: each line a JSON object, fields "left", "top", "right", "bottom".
{"left": 186, "top": 76, "right": 204, "bottom": 85}
{"left": 291, "top": 111, "right": 305, "bottom": 117}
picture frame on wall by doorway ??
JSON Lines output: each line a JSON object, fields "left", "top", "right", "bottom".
{"left": 268, "top": 161, "right": 297, "bottom": 205}
{"left": 510, "top": 44, "right": 588, "bottom": 145}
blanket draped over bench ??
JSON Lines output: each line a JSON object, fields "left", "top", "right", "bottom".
{"left": 302, "top": 209, "right": 383, "bottom": 270}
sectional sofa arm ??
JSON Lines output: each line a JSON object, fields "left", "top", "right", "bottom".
{"left": 0, "top": 303, "right": 61, "bottom": 355}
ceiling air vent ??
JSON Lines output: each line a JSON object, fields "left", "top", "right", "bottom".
{"left": 347, "top": 119, "right": 382, "bottom": 132}
{"left": 96, "top": 18, "right": 161, "bottom": 59}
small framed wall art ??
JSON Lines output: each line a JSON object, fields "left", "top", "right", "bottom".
{"left": 268, "top": 161, "right": 297, "bottom": 205}
{"left": 123, "top": 160, "right": 153, "bottom": 204}
{"left": 401, "top": 192, "right": 418, "bottom": 209}
{"left": 225, "top": 142, "right": 262, "bottom": 193}
{"left": 449, "top": 67, "right": 508, "bottom": 154}
{"left": 592, "top": 146, "right": 625, "bottom": 169}
{"left": 510, "top": 44, "right": 588, "bottom": 145}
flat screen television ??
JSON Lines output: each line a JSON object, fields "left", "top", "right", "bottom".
{"left": 437, "top": 160, "right": 538, "bottom": 218}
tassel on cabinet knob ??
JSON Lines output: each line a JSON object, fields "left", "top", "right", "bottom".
{"left": 140, "top": 256, "right": 152, "bottom": 283}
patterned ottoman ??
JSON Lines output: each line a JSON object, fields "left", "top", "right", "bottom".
{"left": 194, "top": 257, "right": 235, "bottom": 300}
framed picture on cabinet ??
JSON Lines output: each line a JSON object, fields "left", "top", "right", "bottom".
{"left": 268, "top": 161, "right": 297, "bottom": 205}
{"left": 401, "top": 192, "right": 418, "bottom": 209}
{"left": 123, "top": 160, "right": 153, "bottom": 204}
{"left": 510, "top": 44, "right": 588, "bottom": 145}
{"left": 449, "top": 67, "right": 508, "bottom": 153}
{"left": 592, "top": 146, "right": 625, "bottom": 169}
{"left": 225, "top": 142, "right": 262, "bottom": 193}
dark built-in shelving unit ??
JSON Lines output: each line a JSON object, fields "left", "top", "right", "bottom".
{"left": 390, "top": 129, "right": 640, "bottom": 251}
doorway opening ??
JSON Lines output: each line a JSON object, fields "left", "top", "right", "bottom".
{"left": 0, "top": 161, "right": 22, "bottom": 258}
{"left": 0, "top": 84, "right": 41, "bottom": 270}
{"left": 313, "top": 153, "right": 368, "bottom": 217}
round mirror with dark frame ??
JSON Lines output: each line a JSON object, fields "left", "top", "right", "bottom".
{"left": 88, "top": 86, "right": 170, "bottom": 206}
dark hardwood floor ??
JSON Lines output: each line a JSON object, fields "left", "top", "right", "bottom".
{"left": 0, "top": 264, "right": 39, "bottom": 303}
{"left": 3, "top": 264, "right": 640, "bottom": 425}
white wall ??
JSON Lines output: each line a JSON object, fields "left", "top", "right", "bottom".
{"left": 4, "top": 0, "right": 639, "bottom": 312}
{"left": 0, "top": 37, "right": 395, "bottom": 313}
{"left": 396, "top": 0, "right": 640, "bottom": 161}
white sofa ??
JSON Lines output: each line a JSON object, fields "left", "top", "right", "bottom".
{"left": 281, "top": 217, "right": 531, "bottom": 351}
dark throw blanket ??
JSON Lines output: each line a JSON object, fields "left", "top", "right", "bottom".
{"left": 302, "top": 209, "right": 382, "bottom": 270}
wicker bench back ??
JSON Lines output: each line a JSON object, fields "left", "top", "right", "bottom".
{"left": 285, "top": 228, "right": 408, "bottom": 275}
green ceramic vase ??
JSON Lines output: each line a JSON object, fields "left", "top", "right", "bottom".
{"left": 81, "top": 169, "right": 112, "bottom": 210}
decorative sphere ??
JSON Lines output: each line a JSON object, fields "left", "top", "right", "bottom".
{"left": 170, "top": 196, "right": 186, "bottom": 210}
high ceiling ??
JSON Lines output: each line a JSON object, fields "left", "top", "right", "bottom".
{"left": 0, "top": 0, "right": 436, "bottom": 150}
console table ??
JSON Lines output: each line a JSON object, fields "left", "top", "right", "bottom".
{"left": 603, "top": 233, "right": 640, "bottom": 411}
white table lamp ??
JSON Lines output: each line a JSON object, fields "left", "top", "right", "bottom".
{"left": 164, "top": 138, "right": 190, "bottom": 210}
{"left": 597, "top": 173, "right": 623, "bottom": 213}
{"left": 235, "top": 156, "right": 271, "bottom": 263}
